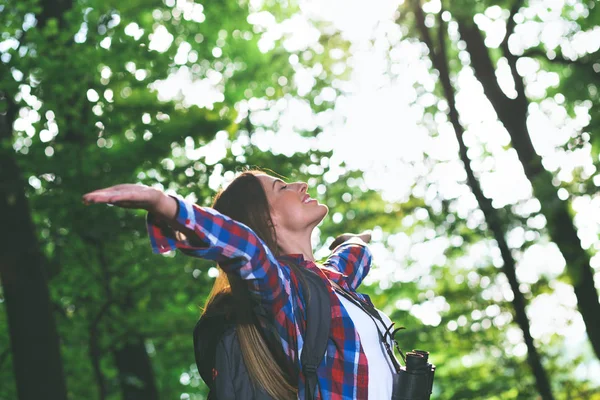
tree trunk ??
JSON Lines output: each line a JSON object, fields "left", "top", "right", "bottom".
{"left": 457, "top": 15, "right": 600, "bottom": 360}
{"left": 0, "top": 96, "right": 68, "bottom": 399}
{"left": 410, "top": 1, "right": 555, "bottom": 399}
{"left": 114, "top": 337, "right": 159, "bottom": 400}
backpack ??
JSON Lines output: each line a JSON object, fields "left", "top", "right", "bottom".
{"left": 193, "top": 267, "right": 331, "bottom": 400}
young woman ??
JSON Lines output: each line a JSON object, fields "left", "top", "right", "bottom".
{"left": 83, "top": 170, "right": 400, "bottom": 400}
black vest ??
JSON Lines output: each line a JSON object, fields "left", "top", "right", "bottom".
{"left": 193, "top": 267, "right": 331, "bottom": 400}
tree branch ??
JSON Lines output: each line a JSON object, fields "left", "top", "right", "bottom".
{"left": 411, "top": 0, "right": 439, "bottom": 68}
{"left": 500, "top": 0, "right": 525, "bottom": 50}
{"left": 435, "top": 9, "right": 452, "bottom": 101}
{"left": 500, "top": 0, "right": 527, "bottom": 104}
{"left": 457, "top": 18, "right": 524, "bottom": 124}
{"left": 521, "top": 48, "right": 597, "bottom": 68}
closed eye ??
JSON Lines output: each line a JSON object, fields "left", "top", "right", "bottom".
{"left": 272, "top": 179, "right": 288, "bottom": 191}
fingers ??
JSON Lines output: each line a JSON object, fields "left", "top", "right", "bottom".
{"left": 82, "top": 191, "right": 112, "bottom": 203}
{"left": 329, "top": 231, "right": 373, "bottom": 250}
{"left": 82, "top": 191, "right": 126, "bottom": 205}
{"left": 358, "top": 230, "right": 372, "bottom": 243}
{"left": 82, "top": 184, "right": 134, "bottom": 204}
{"left": 82, "top": 195, "right": 138, "bottom": 209}
{"left": 328, "top": 239, "right": 341, "bottom": 251}
{"left": 329, "top": 234, "right": 351, "bottom": 250}
{"left": 82, "top": 195, "right": 112, "bottom": 205}
{"left": 83, "top": 187, "right": 116, "bottom": 202}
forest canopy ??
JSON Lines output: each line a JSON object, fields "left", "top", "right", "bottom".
{"left": 1, "top": 0, "right": 599, "bottom": 399}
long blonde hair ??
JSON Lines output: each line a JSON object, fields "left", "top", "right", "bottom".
{"left": 202, "top": 170, "right": 300, "bottom": 399}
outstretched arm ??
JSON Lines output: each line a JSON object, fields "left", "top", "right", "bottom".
{"left": 82, "top": 184, "right": 290, "bottom": 306}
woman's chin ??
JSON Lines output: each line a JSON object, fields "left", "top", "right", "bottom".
{"left": 316, "top": 204, "right": 329, "bottom": 222}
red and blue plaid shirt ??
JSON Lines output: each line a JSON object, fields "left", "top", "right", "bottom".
{"left": 147, "top": 196, "right": 376, "bottom": 399}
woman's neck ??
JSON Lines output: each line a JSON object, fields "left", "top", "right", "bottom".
{"left": 277, "top": 230, "right": 315, "bottom": 261}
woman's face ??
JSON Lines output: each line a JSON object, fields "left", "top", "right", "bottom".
{"left": 256, "top": 174, "right": 328, "bottom": 234}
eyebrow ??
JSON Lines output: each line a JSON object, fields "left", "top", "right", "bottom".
{"left": 272, "top": 179, "right": 285, "bottom": 190}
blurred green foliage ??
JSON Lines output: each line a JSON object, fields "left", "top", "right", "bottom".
{"left": 1, "top": 0, "right": 600, "bottom": 399}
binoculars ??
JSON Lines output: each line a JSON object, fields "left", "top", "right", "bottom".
{"left": 391, "top": 350, "right": 436, "bottom": 400}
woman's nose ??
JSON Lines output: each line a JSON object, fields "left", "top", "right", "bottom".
{"left": 296, "top": 182, "right": 308, "bottom": 193}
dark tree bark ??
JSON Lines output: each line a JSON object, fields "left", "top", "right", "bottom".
{"left": 0, "top": 92, "right": 68, "bottom": 399}
{"left": 456, "top": 2, "right": 600, "bottom": 360}
{"left": 0, "top": 0, "right": 77, "bottom": 397}
{"left": 114, "top": 337, "right": 159, "bottom": 400}
{"left": 410, "top": 1, "right": 555, "bottom": 399}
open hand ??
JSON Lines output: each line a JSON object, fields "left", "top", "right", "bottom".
{"left": 329, "top": 230, "right": 372, "bottom": 251}
{"left": 82, "top": 184, "right": 165, "bottom": 213}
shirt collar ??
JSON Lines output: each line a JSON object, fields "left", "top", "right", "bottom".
{"left": 317, "top": 265, "right": 347, "bottom": 284}
{"left": 279, "top": 253, "right": 348, "bottom": 284}
{"left": 279, "top": 253, "right": 307, "bottom": 264}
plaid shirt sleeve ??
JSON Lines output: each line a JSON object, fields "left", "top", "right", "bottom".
{"left": 323, "top": 237, "right": 372, "bottom": 290}
{"left": 146, "top": 196, "right": 289, "bottom": 306}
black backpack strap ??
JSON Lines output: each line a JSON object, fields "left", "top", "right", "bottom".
{"left": 194, "top": 314, "right": 232, "bottom": 391}
{"left": 299, "top": 268, "right": 331, "bottom": 400}
{"left": 193, "top": 293, "right": 235, "bottom": 391}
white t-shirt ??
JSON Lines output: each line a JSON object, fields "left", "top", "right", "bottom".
{"left": 336, "top": 292, "right": 398, "bottom": 399}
